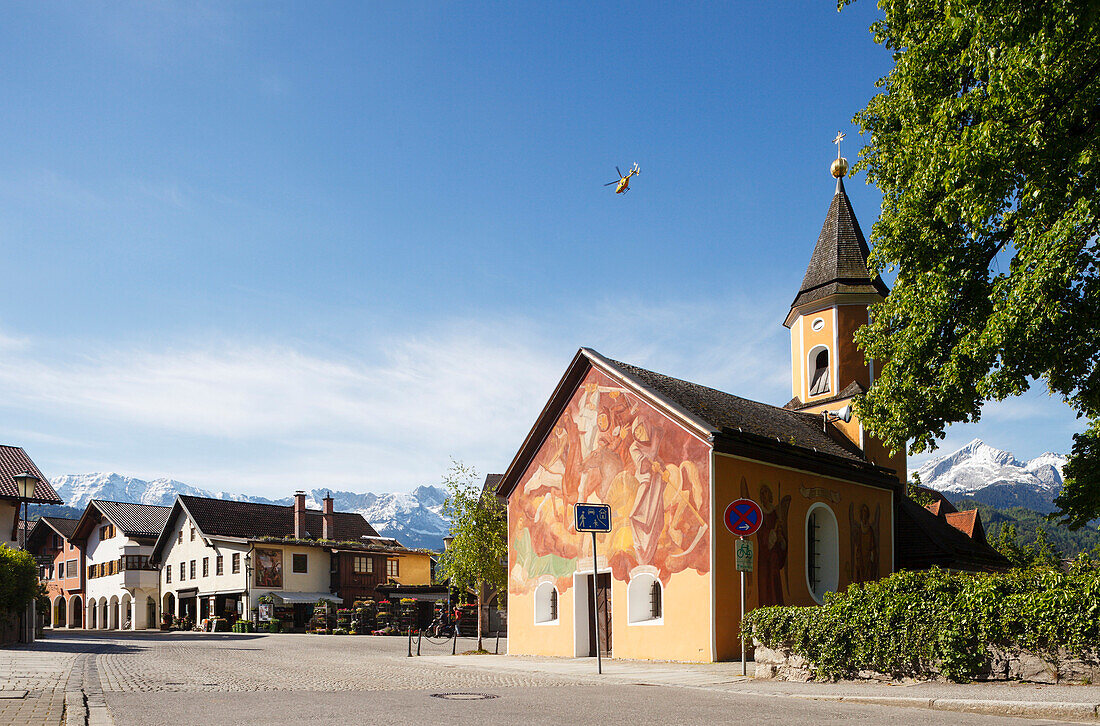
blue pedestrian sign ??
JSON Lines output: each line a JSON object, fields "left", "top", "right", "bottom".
{"left": 574, "top": 503, "right": 611, "bottom": 533}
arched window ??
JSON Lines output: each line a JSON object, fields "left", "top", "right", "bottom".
{"left": 808, "top": 346, "right": 830, "bottom": 396}
{"left": 627, "top": 574, "right": 662, "bottom": 624}
{"left": 534, "top": 582, "right": 558, "bottom": 624}
{"left": 806, "top": 503, "right": 840, "bottom": 604}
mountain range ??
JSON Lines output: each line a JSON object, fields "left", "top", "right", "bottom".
{"left": 49, "top": 473, "right": 451, "bottom": 550}
{"left": 914, "top": 439, "right": 1067, "bottom": 513}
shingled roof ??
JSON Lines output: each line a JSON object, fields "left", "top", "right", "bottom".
{"left": 87, "top": 500, "right": 171, "bottom": 538}
{"left": 788, "top": 177, "right": 889, "bottom": 315}
{"left": 0, "top": 445, "right": 62, "bottom": 504}
{"left": 39, "top": 516, "right": 80, "bottom": 540}
{"left": 176, "top": 495, "right": 379, "bottom": 541}
{"left": 597, "top": 353, "right": 868, "bottom": 462}
{"left": 496, "top": 348, "right": 898, "bottom": 499}
{"left": 896, "top": 497, "right": 1008, "bottom": 572}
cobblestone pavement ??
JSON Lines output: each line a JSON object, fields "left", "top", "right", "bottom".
{"left": 0, "top": 639, "right": 79, "bottom": 726}
{"left": 10, "top": 631, "right": 1080, "bottom": 726}
{"left": 93, "top": 631, "right": 584, "bottom": 692}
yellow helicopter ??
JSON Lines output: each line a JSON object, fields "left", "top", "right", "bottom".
{"left": 604, "top": 163, "right": 640, "bottom": 194}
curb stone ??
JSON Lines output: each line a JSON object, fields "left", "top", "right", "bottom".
{"left": 788, "top": 693, "right": 1100, "bottom": 722}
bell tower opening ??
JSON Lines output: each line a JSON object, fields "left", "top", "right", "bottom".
{"left": 808, "top": 347, "right": 830, "bottom": 396}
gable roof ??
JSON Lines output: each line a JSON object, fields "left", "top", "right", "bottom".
{"left": 787, "top": 177, "right": 889, "bottom": 318}
{"left": 895, "top": 497, "right": 1008, "bottom": 572}
{"left": 39, "top": 516, "right": 80, "bottom": 540}
{"left": 152, "top": 494, "right": 381, "bottom": 561}
{"left": 73, "top": 500, "right": 171, "bottom": 541}
{"left": 0, "top": 446, "right": 62, "bottom": 504}
{"left": 945, "top": 510, "right": 982, "bottom": 539}
{"left": 496, "top": 348, "right": 899, "bottom": 499}
{"left": 25, "top": 517, "right": 79, "bottom": 552}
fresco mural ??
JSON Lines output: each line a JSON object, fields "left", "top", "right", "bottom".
{"left": 509, "top": 368, "right": 710, "bottom": 596}
{"left": 254, "top": 547, "right": 283, "bottom": 589}
{"left": 848, "top": 502, "right": 881, "bottom": 583}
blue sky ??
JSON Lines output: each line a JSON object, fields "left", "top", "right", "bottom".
{"left": 0, "top": 2, "right": 1080, "bottom": 496}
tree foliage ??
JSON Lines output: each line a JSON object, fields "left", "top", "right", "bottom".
{"left": 842, "top": 0, "right": 1100, "bottom": 527}
{"left": 0, "top": 545, "right": 38, "bottom": 615}
{"left": 435, "top": 461, "right": 507, "bottom": 649}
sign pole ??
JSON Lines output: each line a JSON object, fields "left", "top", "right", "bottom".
{"left": 740, "top": 535, "right": 746, "bottom": 677}
{"left": 592, "top": 529, "right": 601, "bottom": 675}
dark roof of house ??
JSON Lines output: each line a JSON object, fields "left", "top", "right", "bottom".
{"left": 896, "top": 497, "right": 1009, "bottom": 572}
{"left": 40, "top": 516, "right": 80, "bottom": 540}
{"left": 496, "top": 348, "right": 899, "bottom": 499}
{"left": 482, "top": 474, "right": 503, "bottom": 498}
{"left": 0, "top": 446, "right": 62, "bottom": 504}
{"left": 89, "top": 500, "right": 171, "bottom": 538}
{"left": 25, "top": 517, "right": 78, "bottom": 551}
{"left": 789, "top": 177, "right": 889, "bottom": 312}
{"left": 177, "top": 495, "right": 380, "bottom": 542}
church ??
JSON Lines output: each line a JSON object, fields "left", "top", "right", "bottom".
{"left": 496, "top": 150, "right": 1001, "bottom": 663}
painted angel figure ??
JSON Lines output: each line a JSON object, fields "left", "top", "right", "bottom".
{"left": 848, "top": 502, "right": 880, "bottom": 583}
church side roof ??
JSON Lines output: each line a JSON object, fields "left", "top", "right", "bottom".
{"left": 789, "top": 177, "right": 889, "bottom": 313}
{"left": 496, "top": 348, "right": 898, "bottom": 499}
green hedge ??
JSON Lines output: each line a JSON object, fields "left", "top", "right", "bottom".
{"left": 0, "top": 546, "right": 38, "bottom": 615}
{"left": 743, "top": 558, "right": 1100, "bottom": 681}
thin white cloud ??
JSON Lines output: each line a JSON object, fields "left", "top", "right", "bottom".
{"left": 0, "top": 292, "right": 1076, "bottom": 496}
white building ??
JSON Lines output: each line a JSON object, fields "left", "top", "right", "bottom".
{"left": 72, "top": 500, "right": 170, "bottom": 631}
{"left": 151, "top": 492, "right": 379, "bottom": 630}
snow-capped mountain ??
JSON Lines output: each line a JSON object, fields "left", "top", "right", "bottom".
{"left": 52, "top": 473, "right": 451, "bottom": 550}
{"left": 914, "top": 439, "right": 1067, "bottom": 512}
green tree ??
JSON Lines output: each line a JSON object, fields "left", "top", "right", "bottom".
{"left": 841, "top": 0, "right": 1100, "bottom": 528}
{"left": 436, "top": 461, "right": 507, "bottom": 652}
{"left": 0, "top": 545, "right": 39, "bottom": 615}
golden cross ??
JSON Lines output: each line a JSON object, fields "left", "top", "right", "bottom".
{"left": 833, "top": 131, "right": 845, "bottom": 158}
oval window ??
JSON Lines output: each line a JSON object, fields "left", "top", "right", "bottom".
{"left": 811, "top": 317, "right": 825, "bottom": 331}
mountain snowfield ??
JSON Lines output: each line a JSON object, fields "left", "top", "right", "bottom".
{"left": 51, "top": 473, "right": 451, "bottom": 550}
{"left": 914, "top": 439, "right": 1067, "bottom": 513}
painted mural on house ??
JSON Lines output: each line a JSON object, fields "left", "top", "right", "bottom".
{"left": 254, "top": 547, "right": 283, "bottom": 589}
{"left": 509, "top": 368, "right": 710, "bottom": 596}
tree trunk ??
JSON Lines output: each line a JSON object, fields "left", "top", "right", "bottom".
{"left": 476, "top": 584, "right": 484, "bottom": 652}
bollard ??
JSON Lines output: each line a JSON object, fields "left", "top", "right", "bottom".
{"left": 416, "top": 630, "right": 422, "bottom": 656}
{"left": 407, "top": 627, "right": 412, "bottom": 657}
{"left": 495, "top": 631, "right": 500, "bottom": 655}
{"left": 452, "top": 625, "right": 458, "bottom": 655}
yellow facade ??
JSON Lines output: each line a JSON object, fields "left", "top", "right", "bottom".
{"left": 390, "top": 551, "right": 432, "bottom": 586}
{"left": 712, "top": 454, "right": 893, "bottom": 660}
{"left": 787, "top": 298, "right": 906, "bottom": 483}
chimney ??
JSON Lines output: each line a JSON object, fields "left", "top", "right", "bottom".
{"left": 294, "top": 491, "right": 307, "bottom": 539}
{"left": 322, "top": 492, "right": 334, "bottom": 540}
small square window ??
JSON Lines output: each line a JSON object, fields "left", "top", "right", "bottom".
{"left": 292, "top": 554, "right": 307, "bottom": 573}
{"left": 386, "top": 559, "right": 399, "bottom": 578}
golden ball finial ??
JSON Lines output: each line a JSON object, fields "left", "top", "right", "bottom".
{"left": 831, "top": 156, "right": 849, "bottom": 178}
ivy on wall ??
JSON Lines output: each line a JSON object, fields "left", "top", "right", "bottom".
{"left": 743, "top": 558, "right": 1100, "bottom": 681}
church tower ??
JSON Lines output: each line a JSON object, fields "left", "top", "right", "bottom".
{"left": 783, "top": 138, "right": 905, "bottom": 482}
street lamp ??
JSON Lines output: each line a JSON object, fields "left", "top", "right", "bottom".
{"left": 244, "top": 553, "right": 253, "bottom": 623}
{"left": 13, "top": 472, "right": 38, "bottom": 551}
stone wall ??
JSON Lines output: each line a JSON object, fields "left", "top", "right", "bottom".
{"left": 753, "top": 639, "right": 1100, "bottom": 684}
